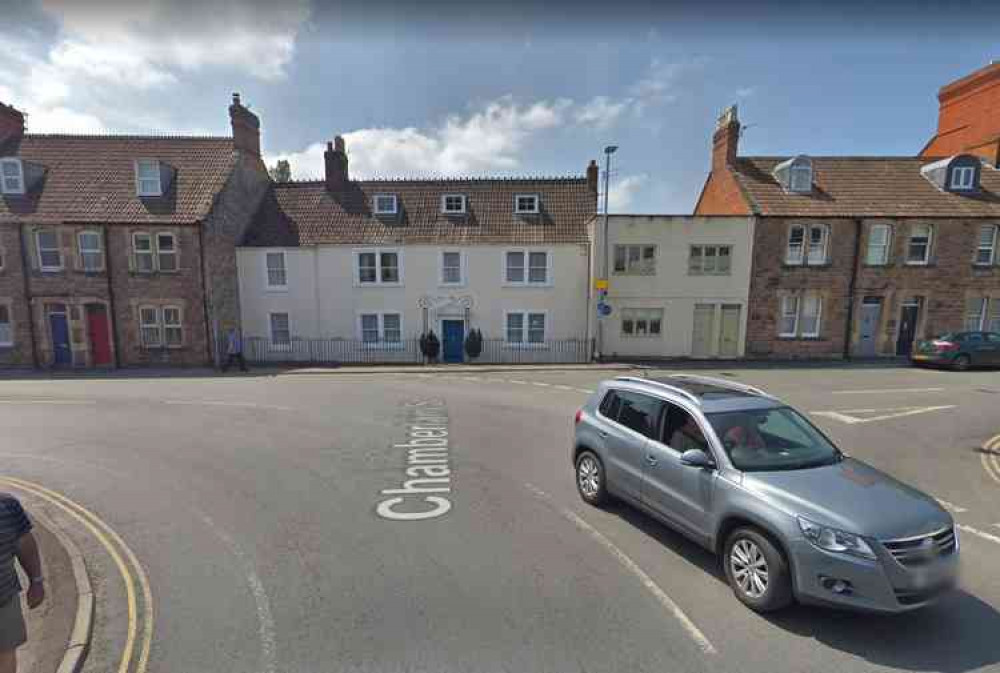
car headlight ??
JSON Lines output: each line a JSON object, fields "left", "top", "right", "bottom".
{"left": 798, "top": 516, "right": 876, "bottom": 560}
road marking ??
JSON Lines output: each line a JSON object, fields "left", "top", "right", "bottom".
{"left": 831, "top": 387, "right": 944, "bottom": 395}
{"left": 935, "top": 498, "right": 968, "bottom": 514}
{"left": 508, "top": 380, "right": 528, "bottom": 385}
{"left": 553, "top": 385, "right": 575, "bottom": 391}
{"left": 462, "top": 376, "right": 481, "bottom": 382}
{"left": 574, "top": 388, "right": 595, "bottom": 394}
{"left": 982, "top": 435, "right": 1000, "bottom": 486}
{"left": 958, "top": 524, "right": 1000, "bottom": 546}
{"left": 531, "top": 382, "right": 551, "bottom": 388}
{"left": 164, "top": 400, "right": 292, "bottom": 411}
{"left": 0, "top": 476, "right": 154, "bottom": 673}
{"left": 523, "top": 483, "right": 716, "bottom": 655}
{"left": 811, "top": 405, "right": 955, "bottom": 425}
{"left": 0, "top": 399, "right": 96, "bottom": 405}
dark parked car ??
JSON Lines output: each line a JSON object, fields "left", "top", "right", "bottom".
{"left": 911, "top": 332, "right": 1000, "bottom": 370}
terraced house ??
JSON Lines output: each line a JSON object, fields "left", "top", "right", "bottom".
{"left": 695, "top": 62, "right": 1000, "bottom": 359}
{"left": 0, "top": 94, "right": 269, "bottom": 368}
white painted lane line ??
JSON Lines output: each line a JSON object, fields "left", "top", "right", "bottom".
{"left": 0, "top": 399, "right": 96, "bottom": 405}
{"left": 462, "top": 376, "right": 481, "bottom": 382}
{"left": 958, "top": 524, "right": 1000, "bottom": 546}
{"left": 531, "top": 382, "right": 551, "bottom": 388}
{"left": 523, "top": 483, "right": 716, "bottom": 655}
{"left": 165, "top": 400, "right": 293, "bottom": 411}
{"left": 574, "top": 388, "right": 595, "bottom": 394}
{"left": 935, "top": 498, "right": 968, "bottom": 514}
{"left": 508, "top": 380, "right": 528, "bottom": 385}
{"left": 830, "top": 406, "right": 945, "bottom": 414}
{"left": 553, "top": 385, "right": 575, "bottom": 391}
{"left": 831, "top": 387, "right": 944, "bottom": 395}
{"left": 812, "top": 405, "right": 955, "bottom": 425}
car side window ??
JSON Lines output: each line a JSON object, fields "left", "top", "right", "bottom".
{"left": 662, "top": 404, "right": 709, "bottom": 453}
{"left": 967, "top": 333, "right": 983, "bottom": 342}
{"left": 615, "top": 391, "right": 665, "bottom": 439}
{"left": 599, "top": 390, "right": 622, "bottom": 420}
{"left": 988, "top": 333, "right": 1000, "bottom": 344}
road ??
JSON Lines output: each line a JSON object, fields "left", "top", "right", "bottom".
{"left": 2, "top": 364, "right": 999, "bottom": 673}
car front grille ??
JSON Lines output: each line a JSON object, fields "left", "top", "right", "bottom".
{"left": 882, "top": 527, "right": 957, "bottom": 567}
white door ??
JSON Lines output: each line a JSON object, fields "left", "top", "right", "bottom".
{"left": 691, "top": 304, "right": 715, "bottom": 358}
{"left": 718, "top": 304, "right": 741, "bottom": 357}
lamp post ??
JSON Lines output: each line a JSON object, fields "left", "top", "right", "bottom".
{"left": 597, "top": 144, "right": 618, "bottom": 360}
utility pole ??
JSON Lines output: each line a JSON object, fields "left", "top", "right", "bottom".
{"left": 596, "top": 144, "right": 617, "bottom": 360}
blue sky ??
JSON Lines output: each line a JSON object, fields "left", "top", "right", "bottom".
{"left": 2, "top": 0, "right": 998, "bottom": 212}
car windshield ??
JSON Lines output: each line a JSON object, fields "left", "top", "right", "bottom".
{"left": 705, "top": 407, "right": 841, "bottom": 472}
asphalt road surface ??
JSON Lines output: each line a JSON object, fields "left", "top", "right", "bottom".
{"left": 2, "top": 364, "right": 1000, "bottom": 673}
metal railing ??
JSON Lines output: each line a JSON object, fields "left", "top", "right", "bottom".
{"left": 231, "top": 336, "right": 593, "bottom": 366}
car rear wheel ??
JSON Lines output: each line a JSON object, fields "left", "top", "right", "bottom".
{"left": 952, "top": 354, "right": 971, "bottom": 371}
{"left": 724, "top": 527, "right": 793, "bottom": 613}
{"left": 575, "top": 451, "right": 609, "bottom": 506}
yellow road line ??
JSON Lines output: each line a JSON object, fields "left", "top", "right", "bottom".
{"left": 0, "top": 477, "right": 154, "bottom": 673}
{"left": 984, "top": 435, "right": 1000, "bottom": 486}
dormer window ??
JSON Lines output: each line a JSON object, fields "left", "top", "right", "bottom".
{"left": 441, "top": 194, "right": 466, "bottom": 214}
{"left": 135, "top": 159, "right": 162, "bottom": 197}
{"left": 921, "top": 154, "right": 980, "bottom": 193}
{"left": 0, "top": 158, "right": 24, "bottom": 195}
{"left": 515, "top": 194, "right": 539, "bottom": 214}
{"left": 373, "top": 194, "right": 398, "bottom": 215}
{"left": 774, "top": 155, "right": 813, "bottom": 193}
{"left": 950, "top": 166, "right": 976, "bottom": 191}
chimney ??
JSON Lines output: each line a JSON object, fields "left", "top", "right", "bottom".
{"left": 711, "top": 104, "right": 740, "bottom": 172}
{"left": 324, "top": 136, "right": 349, "bottom": 192}
{"left": 229, "top": 92, "right": 261, "bottom": 156}
{"left": 921, "top": 61, "right": 1000, "bottom": 165}
{"left": 586, "top": 159, "right": 599, "bottom": 193}
{"left": 0, "top": 102, "right": 25, "bottom": 145}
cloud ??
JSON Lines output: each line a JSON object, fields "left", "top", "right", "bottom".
{"left": 608, "top": 174, "right": 648, "bottom": 211}
{"left": 629, "top": 59, "right": 683, "bottom": 109}
{"left": 575, "top": 96, "right": 631, "bottom": 130}
{"left": 735, "top": 87, "right": 756, "bottom": 99}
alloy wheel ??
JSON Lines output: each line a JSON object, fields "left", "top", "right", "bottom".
{"left": 730, "top": 538, "right": 769, "bottom": 599}
{"left": 577, "top": 456, "right": 600, "bottom": 498}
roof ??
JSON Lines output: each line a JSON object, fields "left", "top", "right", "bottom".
{"left": 0, "top": 134, "right": 240, "bottom": 224}
{"left": 611, "top": 374, "right": 783, "bottom": 413}
{"left": 728, "top": 156, "right": 1000, "bottom": 218}
{"left": 243, "top": 177, "right": 596, "bottom": 246}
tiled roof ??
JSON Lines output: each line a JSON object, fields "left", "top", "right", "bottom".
{"left": 0, "top": 134, "right": 239, "bottom": 224}
{"left": 731, "top": 156, "right": 1000, "bottom": 217}
{"left": 243, "top": 178, "right": 597, "bottom": 246}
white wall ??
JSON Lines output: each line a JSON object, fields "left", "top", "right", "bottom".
{"left": 595, "top": 215, "right": 755, "bottom": 359}
{"left": 238, "top": 243, "right": 591, "bottom": 358}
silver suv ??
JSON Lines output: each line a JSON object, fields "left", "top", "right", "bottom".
{"left": 573, "top": 374, "right": 958, "bottom": 613}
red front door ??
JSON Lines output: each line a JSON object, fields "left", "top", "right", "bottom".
{"left": 86, "top": 304, "right": 112, "bottom": 366}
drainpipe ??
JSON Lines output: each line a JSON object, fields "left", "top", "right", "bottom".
{"left": 103, "top": 224, "right": 121, "bottom": 368}
{"left": 17, "top": 225, "right": 39, "bottom": 368}
{"left": 197, "top": 222, "right": 215, "bottom": 367}
{"left": 843, "top": 218, "right": 863, "bottom": 360}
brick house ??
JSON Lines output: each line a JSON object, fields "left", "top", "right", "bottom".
{"left": 694, "top": 103, "right": 1000, "bottom": 359}
{"left": 921, "top": 61, "right": 1000, "bottom": 165}
{"left": 0, "top": 94, "right": 269, "bottom": 368}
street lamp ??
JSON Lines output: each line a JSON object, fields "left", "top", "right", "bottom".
{"left": 597, "top": 145, "right": 618, "bottom": 359}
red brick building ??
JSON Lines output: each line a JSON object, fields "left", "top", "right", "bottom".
{"left": 921, "top": 61, "right": 1000, "bottom": 165}
{"left": 0, "top": 94, "right": 269, "bottom": 368}
{"left": 695, "top": 96, "right": 1000, "bottom": 359}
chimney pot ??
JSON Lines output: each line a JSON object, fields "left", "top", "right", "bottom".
{"left": 325, "top": 136, "right": 349, "bottom": 192}
{"left": 334, "top": 135, "right": 346, "bottom": 152}
{"left": 711, "top": 104, "right": 740, "bottom": 171}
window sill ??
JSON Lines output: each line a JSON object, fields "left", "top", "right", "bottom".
{"left": 39, "top": 268, "right": 65, "bottom": 274}
{"left": 361, "top": 342, "right": 405, "bottom": 350}
{"left": 141, "top": 345, "right": 185, "bottom": 350}
{"left": 355, "top": 282, "right": 404, "bottom": 288}
{"left": 781, "top": 263, "right": 832, "bottom": 270}
{"left": 502, "top": 282, "right": 552, "bottom": 289}
{"left": 264, "top": 286, "right": 289, "bottom": 293}
{"left": 503, "top": 342, "right": 549, "bottom": 350}
{"left": 777, "top": 336, "right": 825, "bottom": 341}
{"left": 621, "top": 334, "right": 663, "bottom": 339}
{"left": 438, "top": 282, "right": 466, "bottom": 289}
{"left": 903, "top": 262, "right": 934, "bottom": 267}
{"left": 860, "top": 263, "right": 891, "bottom": 268}
{"left": 687, "top": 272, "right": 732, "bottom": 277}
{"left": 972, "top": 263, "right": 996, "bottom": 269}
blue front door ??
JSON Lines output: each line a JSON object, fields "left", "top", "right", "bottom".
{"left": 49, "top": 313, "right": 72, "bottom": 365}
{"left": 442, "top": 320, "right": 464, "bottom": 363}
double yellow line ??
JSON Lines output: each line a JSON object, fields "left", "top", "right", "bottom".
{"left": 0, "top": 476, "right": 153, "bottom": 673}
{"left": 982, "top": 435, "right": 1000, "bottom": 486}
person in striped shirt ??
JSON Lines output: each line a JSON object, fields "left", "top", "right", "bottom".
{"left": 0, "top": 494, "right": 44, "bottom": 673}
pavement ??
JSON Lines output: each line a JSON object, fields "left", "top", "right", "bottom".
{"left": 1, "top": 364, "right": 999, "bottom": 673}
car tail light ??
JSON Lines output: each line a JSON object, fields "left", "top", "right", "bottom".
{"left": 575, "top": 409, "right": 583, "bottom": 425}
{"left": 933, "top": 340, "right": 958, "bottom": 352}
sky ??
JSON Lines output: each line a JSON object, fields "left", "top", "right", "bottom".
{"left": 1, "top": 0, "right": 998, "bottom": 213}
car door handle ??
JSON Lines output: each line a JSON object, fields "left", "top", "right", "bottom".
{"left": 598, "top": 430, "right": 608, "bottom": 438}
{"left": 645, "top": 454, "right": 657, "bottom": 466}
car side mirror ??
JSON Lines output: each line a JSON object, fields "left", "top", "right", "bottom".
{"left": 680, "top": 449, "right": 715, "bottom": 469}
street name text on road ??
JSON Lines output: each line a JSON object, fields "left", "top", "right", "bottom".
{"left": 376, "top": 399, "right": 454, "bottom": 521}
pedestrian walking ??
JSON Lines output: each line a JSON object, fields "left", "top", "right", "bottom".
{"left": 222, "top": 326, "right": 248, "bottom": 373}
{"left": 0, "top": 493, "right": 44, "bottom": 673}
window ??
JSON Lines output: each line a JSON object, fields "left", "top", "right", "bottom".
{"left": 975, "top": 225, "right": 998, "bottom": 266}
{"left": 621, "top": 308, "right": 663, "bottom": 337}
{"left": 35, "top": 229, "right": 62, "bottom": 271}
{"left": 514, "top": 194, "right": 539, "bottom": 214}
{"left": 359, "top": 313, "right": 402, "bottom": 344}
{"left": 78, "top": 231, "right": 103, "bottom": 272}
{"left": 965, "top": 297, "right": 987, "bottom": 332}
{"left": 615, "top": 391, "right": 665, "bottom": 439}
{"left": 614, "top": 245, "right": 656, "bottom": 275}
{"left": 907, "top": 224, "right": 932, "bottom": 265}
{"left": 0, "top": 305, "right": 11, "bottom": 346}
{"left": 950, "top": 166, "right": 976, "bottom": 190}
{"left": 133, "top": 233, "right": 154, "bottom": 273}
{"left": 355, "top": 250, "right": 402, "bottom": 285}
{"left": 269, "top": 312, "right": 291, "bottom": 348}
{"left": 441, "top": 251, "right": 463, "bottom": 285}
{"left": 162, "top": 307, "right": 182, "bottom": 347}
{"left": 785, "top": 226, "right": 805, "bottom": 264}
{"left": 135, "top": 159, "right": 162, "bottom": 197}
{"left": 789, "top": 162, "right": 812, "bottom": 193}
{"left": 139, "top": 306, "right": 161, "bottom": 347}
{"left": 706, "top": 407, "right": 840, "bottom": 472}
{"left": 505, "top": 250, "right": 549, "bottom": 285}
{"left": 599, "top": 390, "right": 622, "bottom": 420}
{"left": 157, "top": 233, "right": 177, "bottom": 272}
{"left": 807, "top": 226, "right": 828, "bottom": 265}
{"left": 266, "top": 252, "right": 287, "bottom": 288}
{"left": 0, "top": 158, "right": 24, "bottom": 194}
{"left": 865, "top": 224, "right": 891, "bottom": 265}
{"left": 373, "top": 194, "right": 398, "bottom": 214}
{"left": 992, "top": 299, "right": 1000, "bottom": 333}
{"left": 779, "top": 294, "right": 822, "bottom": 338}
{"left": 663, "top": 405, "right": 709, "bottom": 453}
{"left": 505, "top": 311, "right": 546, "bottom": 344}
{"left": 688, "top": 245, "right": 731, "bottom": 275}
{"left": 441, "top": 194, "right": 466, "bottom": 214}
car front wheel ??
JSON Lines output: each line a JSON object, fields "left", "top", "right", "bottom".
{"left": 575, "top": 451, "right": 609, "bottom": 506}
{"left": 952, "top": 354, "right": 971, "bottom": 371}
{"left": 724, "top": 527, "right": 793, "bottom": 612}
